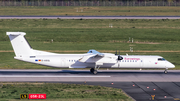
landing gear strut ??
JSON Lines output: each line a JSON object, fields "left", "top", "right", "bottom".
{"left": 164, "top": 69, "right": 168, "bottom": 74}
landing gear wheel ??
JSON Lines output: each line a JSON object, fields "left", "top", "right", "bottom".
{"left": 90, "top": 65, "right": 100, "bottom": 74}
{"left": 93, "top": 70, "right": 97, "bottom": 75}
{"left": 90, "top": 68, "right": 94, "bottom": 73}
{"left": 164, "top": 69, "right": 168, "bottom": 74}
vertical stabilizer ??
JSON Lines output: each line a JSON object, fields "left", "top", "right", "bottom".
{"left": 6, "top": 32, "right": 34, "bottom": 57}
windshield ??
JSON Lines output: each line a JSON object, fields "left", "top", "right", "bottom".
{"left": 158, "top": 58, "right": 166, "bottom": 61}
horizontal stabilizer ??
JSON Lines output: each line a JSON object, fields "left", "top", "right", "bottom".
{"left": 6, "top": 32, "right": 26, "bottom": 36}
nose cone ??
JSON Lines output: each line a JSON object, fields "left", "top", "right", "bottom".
{"left": 168, "top": 62, "right": 175, "bottom": 68}
{"left": 171, "top": 64, "right": 175, "bottom": 68}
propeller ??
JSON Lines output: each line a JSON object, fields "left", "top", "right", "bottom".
{"left": 115, "top": 50, "right": 123, "bottom": 67}
{"left": 116, "top": 50, "right": 123, "bottom": 60}
{"left": 115, "top": 49, "right": 118, "bottom": 55}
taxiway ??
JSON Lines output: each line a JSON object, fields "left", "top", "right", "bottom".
{"left": 0, "top": 69, "right": 180, "bottom": 101}
{"left": 0, "top": 69, "right": 180, "bottom": 82}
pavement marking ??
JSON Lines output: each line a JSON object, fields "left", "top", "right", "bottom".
{"left": 1, "top": 50, "right": 180, "bottom": 53}
{"left": 0, "top": 75, "right": 111, "bottom": 77}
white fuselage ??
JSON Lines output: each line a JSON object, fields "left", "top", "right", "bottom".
{"left": 15, "top": 53, "right": 175, "bottom": 69}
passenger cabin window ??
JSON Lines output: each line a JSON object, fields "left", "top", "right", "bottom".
{"left": 158, "top": 58, "right": 166, "bottom": 61}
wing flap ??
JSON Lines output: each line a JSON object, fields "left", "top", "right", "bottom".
{"left": 79, "top": 54, "right": 102, "bottom": 63}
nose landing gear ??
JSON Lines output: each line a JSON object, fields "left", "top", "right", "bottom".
{"left": 164, "top": 69, "right": 168, "bottom": 74}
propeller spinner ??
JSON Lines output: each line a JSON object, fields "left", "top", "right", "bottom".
{"left": 116, "top": 50, "right": 123, "bottom": 60}
{"left": 118, "top": 55, "right": 123, "bottom": 60}
{"left": 115, "top": 50, "right": 123, "bottom": 68}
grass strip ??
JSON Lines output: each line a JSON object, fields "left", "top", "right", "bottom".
{"left": 0, "top": 83, "right": 133, "bottom": 101}
{"left": 1, "top": 6, "right": 180, "bottom": 16}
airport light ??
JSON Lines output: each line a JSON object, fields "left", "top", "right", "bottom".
{"left": 147, "top": 87, "right": 149, "bottom": 88}
{"left": 109, "top": 24, "right": 113, "bottom": 28}
{"left": 129, "top": 37, "right": 133, "bottom": 43}
{"left": 153, "top": 89, "right": 156, "bottom": 91}
{"left": 132, "top": 38, "right": 133, "bottom": 43}
{"left": 130, "top": 47, "right": 133, "bottom": 52}
{"left": 151, "top": 95, "right": 155, "bottom": 100}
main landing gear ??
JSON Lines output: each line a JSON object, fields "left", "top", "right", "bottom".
{"left": 164, "top": 69, "right": 168, "bottom": 74}
{"left": 90, "top": 68, "right": 97, "bottom": 74}
{"left": 90, "top": 66, "right": 100, "bottom": 75}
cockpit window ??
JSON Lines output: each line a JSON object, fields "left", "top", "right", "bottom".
{"left": 158, "top": 58, "right": 166, "bottom": 61}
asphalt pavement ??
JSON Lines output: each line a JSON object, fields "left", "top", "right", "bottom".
{"left": 0, "top": 69, "right": 180, "bottom": 101}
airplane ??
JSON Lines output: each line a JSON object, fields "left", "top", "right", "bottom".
{"left": 6, "top": 32, "right": 175, "bottom": 74}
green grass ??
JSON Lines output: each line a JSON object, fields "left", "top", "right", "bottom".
{"left": 1, "top": 41, "right": 180, "bottom": 51}
{"left": 0, "top": 19, "right": 180, "bottom": 69}
{"left": 0, "top": 19, "right": 180, "bottom": 42}
{"left": 0, "top": 83, "right": 132, "bottom": 101}
{"left": 1, "top": 6, "right": 180, "bottom": 16}
{"left": 1, "top": 19, "right": 180, "bottom": 30}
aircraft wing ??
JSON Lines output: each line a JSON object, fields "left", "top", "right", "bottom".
{"left": 79, "top": 50, "right": 116, "bottom": 64}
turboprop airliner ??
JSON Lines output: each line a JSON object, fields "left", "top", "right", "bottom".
{"left": 7, "top": 32, "right": 175, "bottom": 74}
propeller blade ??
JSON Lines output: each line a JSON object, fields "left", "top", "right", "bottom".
{"left": 115, "top": 49, "right": 117, "bottom": 55}
{"left": 118, "top": 61, "right": 120, "bottom": 67}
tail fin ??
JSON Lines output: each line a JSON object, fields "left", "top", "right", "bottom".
{"left": 6, "top": 32, "right": 34, "bottom": 57}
